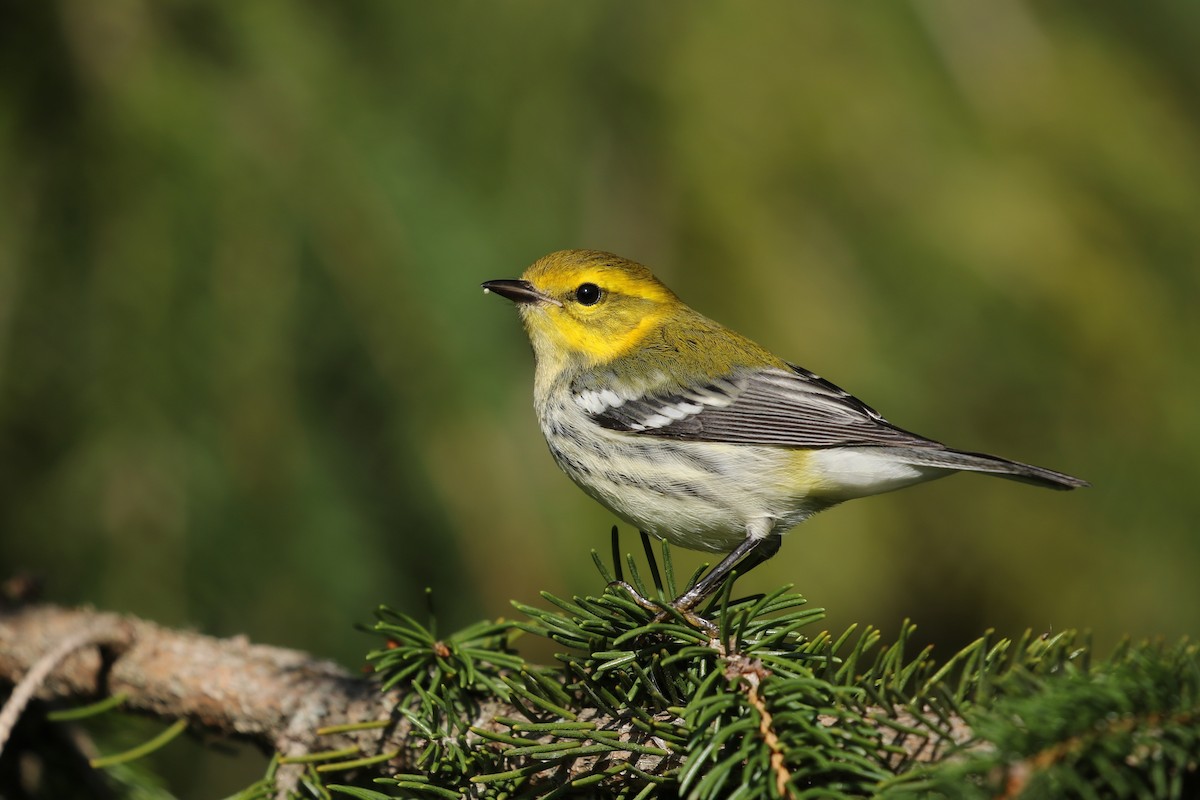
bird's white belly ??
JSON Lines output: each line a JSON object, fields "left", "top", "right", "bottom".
{"left": 537, "top": 399, "right": 826, "bottom": 553}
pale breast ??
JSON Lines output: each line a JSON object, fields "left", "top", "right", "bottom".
{"left": 535, "top": 392, "right": 829, "bottom": 552}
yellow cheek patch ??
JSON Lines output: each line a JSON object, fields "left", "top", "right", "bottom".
{"left": 551, "top": 306, "right": 667, "bottom": 365}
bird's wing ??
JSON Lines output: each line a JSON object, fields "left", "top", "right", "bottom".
{"left": 578, "top": 364, "right": 944, "bottom": 450}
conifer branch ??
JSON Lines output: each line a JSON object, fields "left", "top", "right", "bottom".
{"left": 1, "top": 601, "right": 969, "bottom": 798}
{"left": 4, "top": 568, "right": 1198, "bottom": 799}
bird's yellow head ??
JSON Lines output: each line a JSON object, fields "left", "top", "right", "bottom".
{"left": 483, "top": 250, "right": 679, "bottom": 373}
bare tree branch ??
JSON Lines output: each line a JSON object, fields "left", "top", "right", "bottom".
{"left": 0, "top": 623, "right": 130, "bottom": 757}
{"left": 0, "top": 603, "right": 408, "bottom": 794}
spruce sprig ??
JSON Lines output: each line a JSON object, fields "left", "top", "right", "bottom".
{"left": 351, "top": 534, "right": 1200, "bottom": 800}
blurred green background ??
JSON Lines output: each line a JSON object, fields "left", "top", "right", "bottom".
{"left": 2, "top": 1, "right": 1198, "bottom": 794}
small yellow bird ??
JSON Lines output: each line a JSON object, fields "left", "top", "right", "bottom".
{"left": 483, "top": 250, "right": 1087, "bottom": 613}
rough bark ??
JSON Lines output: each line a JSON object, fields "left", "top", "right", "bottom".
{"left": 0, "top": 604, "right": 407, "bottom": 794}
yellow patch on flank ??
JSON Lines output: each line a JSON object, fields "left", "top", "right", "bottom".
{"left": 781, "top": 448, "right": 828, "bottom": 496}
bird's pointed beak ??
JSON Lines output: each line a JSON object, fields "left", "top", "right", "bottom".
{"left": 481, "top": 279, "right": 560, "bottom": 306}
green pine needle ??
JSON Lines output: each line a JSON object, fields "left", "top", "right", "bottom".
{"left": 300, "top": 539, "right": 1200, "bottom": 799}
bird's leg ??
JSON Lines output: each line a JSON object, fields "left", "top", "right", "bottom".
{"left": 608, "top": 529, "right": 783, "bottom": 635}
{"left": 664, "top": 534, "right": 783, "bottom": 618}
{"left": 723, "top": 532, "right": 783, "bottom": 584}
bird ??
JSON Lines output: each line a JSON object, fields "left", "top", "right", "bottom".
{"left": 482, "top": 249, "right": 1087, "bottom": 615}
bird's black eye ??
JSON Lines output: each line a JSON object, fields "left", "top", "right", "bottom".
{"left": 575, "top": 283, "right": 602, "bottom": 306}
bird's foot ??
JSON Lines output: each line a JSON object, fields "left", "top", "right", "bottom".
{"left": 652, "top": 605, "right": 720, "bottom": 640}
{"left": 606, "top": 579, "right": 660, "bottom": 613}
{"left": 607, "top": 580, "right": 719, "bottom": 639}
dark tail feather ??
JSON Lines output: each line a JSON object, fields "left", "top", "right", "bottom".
{"left": 890, "top": 447, "right": 1090, "bottom": 490}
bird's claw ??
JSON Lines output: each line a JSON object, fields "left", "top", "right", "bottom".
{"left": 607, "top": 580, "right": 720, "bottom": 638}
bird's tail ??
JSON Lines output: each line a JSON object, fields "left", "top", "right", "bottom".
{"left": 887, "top": 446, "right": 1090, "bottom": 490}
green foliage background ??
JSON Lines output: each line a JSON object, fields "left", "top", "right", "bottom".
{"left": 1, "top": 2, "right": 1197, "bottom": 795}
